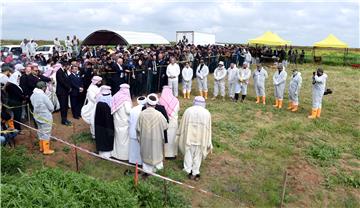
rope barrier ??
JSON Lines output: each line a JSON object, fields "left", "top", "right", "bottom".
{"left": 2, "top": 103, "right": 29, "bottom": 109}
{"left": 13, "top": 119, "right": 234, "bottom": 202}
{"left": 0, "top": 130, "right": 19, "bottom": 133}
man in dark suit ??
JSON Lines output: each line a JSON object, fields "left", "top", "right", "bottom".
{"left": 69, "top": 65, "right": 84, "bottom": 119}
{"left": 111, "top": 57, "right": 125, "bottom": 93}
{"left": 158, "top": 54, "right": 167, "bottom": 92}
{"left": 56, "top": 63, "right": 72, "bottom": 126}
{"left": 26, "top": 65, "right": 51, "bottom": 97}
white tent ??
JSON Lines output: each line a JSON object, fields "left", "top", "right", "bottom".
{"left": 82, "top": 30, "right": 170, "bottom": 45}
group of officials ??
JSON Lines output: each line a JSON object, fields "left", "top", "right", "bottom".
{"left": 83, "top": 82, "right": 212, "bottom": 180}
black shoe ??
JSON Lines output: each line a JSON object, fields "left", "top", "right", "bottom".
{"left": 61, "top": 120, "right": 72, "bottom": 126}
{"left": 187, "top": 171, "right": 193, "bottom": 179}
{"left": 194, "top": 174, "right": 200, "bottom": 181}
{"left": 142, "top": 173, "right": 150, "bottom": 180}
{"left": 124, "top": 169, "right": 133, "bottom": 176}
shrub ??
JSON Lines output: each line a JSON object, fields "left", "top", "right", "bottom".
{"left": 1, "top": 168, "right": 138, "bottom": 207}
{"left": 1, "top": 146, "right": 29, "bottom": 175}
{"left": 306, "top": 143, "right": 340, "bottom": 167}
{"left": 1, "top": 168, "right": 191, "bottom": 208}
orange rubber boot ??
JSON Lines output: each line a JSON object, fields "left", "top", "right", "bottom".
{"left": 308, "top": 109, "right": 317, "bottom": 119}
{"left": 316, "top": 108, "right": 322, "bottom": 118}
{"left": 278, "top": 100, "right": 283, "bottom": 109}
{"left": 291, "top": 105, "right": 298, "bottom": 112}
{"left": 273, "top": 99, "right": 279, "bottom": 107}
{"left": 287, "top": 102, "right": 293, "bottom": 110}
{"left": 43, "top": 140, "right": 54, "bottom": 155}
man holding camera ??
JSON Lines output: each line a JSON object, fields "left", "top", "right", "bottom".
{"left": 308, "top": 68, "right": 328, "bottom": 119}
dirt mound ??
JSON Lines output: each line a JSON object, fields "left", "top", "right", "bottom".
{"left": 286, "top": 158, "right": 323, "bottom": 207}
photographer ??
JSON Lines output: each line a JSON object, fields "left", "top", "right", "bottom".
{"left": 308, "top": 68, "right": 328, "bottom": 119}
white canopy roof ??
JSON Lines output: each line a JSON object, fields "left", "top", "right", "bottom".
{"left": 82, "top": 30, "right": 170, "bottom": 45}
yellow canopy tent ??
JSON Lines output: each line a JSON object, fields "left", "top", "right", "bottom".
{"left": 248, "top": 31, "right": 291, "bottom": 46}
{"left": 313, "top": 34, "right": 348, "bottom": 48}
{"left": 312, "top": 34, "right": 349, "bottom": 65}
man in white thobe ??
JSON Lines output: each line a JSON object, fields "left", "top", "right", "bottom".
{"left": 244, "top": 50, "right": 252, "bottom": 65}
{"left": 308, "top": 68, "right": 328, "bottom": 119}
{"left": 166, "top": 57, "right": 180, "bottom": 97}
{"left": 196, "top": 59, "right": 209, "bottom": 99}
{"left": 25, "top": 41, "right": 32, "bottom": 58}
{"left": 227, "top": 62, "right": 238, "bottom": 100}
{"left": 253, "top": 64, "right": 268, "bottom": 105}
{"left": 20, "top": 39, "right": 29, "bottom": 57}
{"left": 128, "top": 96, "right": 147, "bottom": 165}
{"left": 81, "top": 76, "right": 102, "bottom": 138}
{"left": 235, "top": 63, "right": 251, "bottom": 102}
{"left": 111, "top": 83, "right": 132, "bottom": 161}
{"left": 288, "top": 68, "right": 302, "bottom": 112}
{"left": 182, "top": 62, "right": 193, "bottom": 99}
{"left": 137, "top": 94, "right": 168, "bottom": 175}
{"left": 178, "top": 96, "right": 212, "bottom": 181}
{"left": 273, "top": 64, "right": 287, "bottom": 109}
{"left": 54, "top": 37, "right": 62, "bottom": 52}
{"left": 212, "top": 61, "right": 227, "bottom": 101}
{"left": 159, "top": 86, "right": 180, "bottom": 159}
{"left": 65, "top": 36, "right": 73, "bottom": 57}
{"left": 29, "top": 40, "right": 38, "bottom": 57}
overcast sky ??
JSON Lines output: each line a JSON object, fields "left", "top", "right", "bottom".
{"left": 1, "top": 0, "right": 359, "bottom": 47}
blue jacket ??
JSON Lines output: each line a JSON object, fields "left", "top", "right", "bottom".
{"left": 69, "top": 72, "right": 83, "bottom": 96}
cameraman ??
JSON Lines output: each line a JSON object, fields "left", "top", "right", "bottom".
{"left": 308, "top": 68, "right": 328, "bottom": 119}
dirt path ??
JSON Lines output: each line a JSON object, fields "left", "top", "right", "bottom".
{"left": 16, "top": 111, "right": 91, "bottom": 170}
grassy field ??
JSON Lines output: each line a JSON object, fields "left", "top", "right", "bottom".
{"left": 1, "top": 63, "right": 359, "bottom": 207}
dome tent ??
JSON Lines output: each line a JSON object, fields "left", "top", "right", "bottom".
{"left": 82, "top": 30, "right": 170, "bottom": 45}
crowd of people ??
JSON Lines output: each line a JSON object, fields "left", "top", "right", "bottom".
{"left": 1, "top": 38, "right": 329, "bottom": 180}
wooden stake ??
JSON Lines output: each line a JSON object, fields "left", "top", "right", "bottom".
{"left": 74, "top": 147, "right": 79, "bottom": 172}
{"left": 134, "top": 162, "right": 138, "bottom": 186}
{"left": 280, "top": 169, "right": 288, "bottom": 208}
{"left": 163, "top": 180, "right": 168, "bottom": 207}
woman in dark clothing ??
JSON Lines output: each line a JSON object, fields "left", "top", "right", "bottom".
{"left": 5, "top": 74, "right": 25, "bottom": 131}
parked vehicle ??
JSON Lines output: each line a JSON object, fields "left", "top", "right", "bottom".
{"left": 0, "top": 45, "right": 22, "bottom": 59}
{"left": 35, "top": 45, "right": 66, "bottom": 60}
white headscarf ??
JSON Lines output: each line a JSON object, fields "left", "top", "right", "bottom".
{"left": 147, "top": 93, "right": 159, "bottom": 106}
{"left": 96, "top": 85, "right": 112, "bottom": 107}
{"left": 8, "top": 72, "right": 22, "bottom": 91}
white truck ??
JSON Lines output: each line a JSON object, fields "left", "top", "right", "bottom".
{"left": 176, "top": 31, "right": 215, "bottom": 46}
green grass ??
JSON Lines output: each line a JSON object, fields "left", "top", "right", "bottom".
{"left": 1, "top": 168, "right": 191, "bottom": 208}
{"left": 71, "top": 132, "right": 93, "bottom": 144}
{"left": 306, "top": 143, "right": 341, "bottom": 167}
{"left": 62, "top": 146, "right": 71, "bottom": 154}
{"left": 1, "top": 146, "right": 32, "bottom": 175}
{"left": 1, "top": 146, "right": 190, "bottom": 207}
